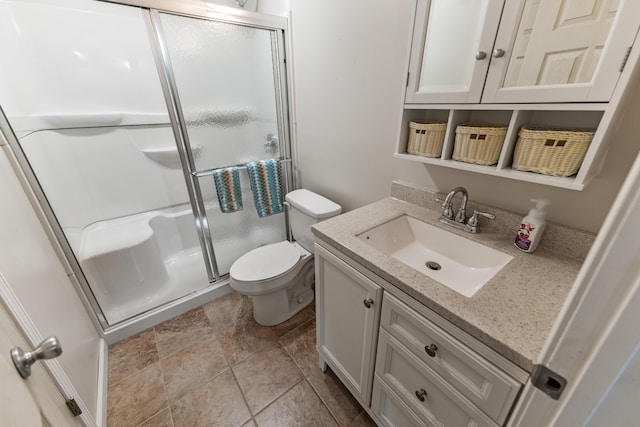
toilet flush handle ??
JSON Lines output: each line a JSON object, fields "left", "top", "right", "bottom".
{"left": 363, "top": 299, "right": 374, "bottom": 309}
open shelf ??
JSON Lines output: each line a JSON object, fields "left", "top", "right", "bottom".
{"left": 396, "top": 104, "right": 607, "bottom": 190}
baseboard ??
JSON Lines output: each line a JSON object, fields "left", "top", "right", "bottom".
{"left": 96, "top": 339, "right": 108, "bottom": 427}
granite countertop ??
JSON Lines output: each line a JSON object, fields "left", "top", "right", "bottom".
{"left": 311, "top": 187, "right": 591, "bottom": 372}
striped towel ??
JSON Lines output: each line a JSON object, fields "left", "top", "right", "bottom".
{"left": 246, "top": 159, "right": 283, "bottom": 217}
{"left": 212, "top": 167, "right": 243, "bottom": 213}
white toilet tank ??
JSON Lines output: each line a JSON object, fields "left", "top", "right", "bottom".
{"left": 285, "top": 189, "right": 341, "bottom": 252}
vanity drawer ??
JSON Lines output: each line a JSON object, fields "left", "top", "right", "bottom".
{"left": 380, "top": 294, "right": 521, "bottom": 424}
{"left": 375, "top": 329, "right": 498, "bottom": 427}
{"left": 371, "top": 377, "right": 428, "bottom": 427}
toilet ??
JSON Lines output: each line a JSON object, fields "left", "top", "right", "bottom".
{"left": 229, "top": 189, "right": 342, "bottom": 326}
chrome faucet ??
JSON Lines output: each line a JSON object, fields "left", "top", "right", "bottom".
{"left": 441, "top": 186, "right": 468, "bottom": 223}
{"left": 439, "top": 186, "right": 495, "bottom": 233}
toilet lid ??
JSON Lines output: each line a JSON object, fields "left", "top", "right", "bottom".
{"left": 230, "top": 241, "right": 301, "bottom": 282}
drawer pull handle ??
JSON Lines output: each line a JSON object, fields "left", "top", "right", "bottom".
{"left": 415, "top": 388, "right": 428, "bottom": 402}
{"left": 363, "top": 298, "right": 374, "bottom": 309}
{"left": 424, "top": 344, "right": 438, "bottom": 357}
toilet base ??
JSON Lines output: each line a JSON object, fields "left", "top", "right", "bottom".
{"left": 251, "top": 258, "right": 315, "bottom": 326}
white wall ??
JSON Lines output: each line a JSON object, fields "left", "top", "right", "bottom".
{"left": 288, "top": 0, "right": 427, "bottom": 210}
{"left": 288, "top": 0, "right": 640, "bottom": 233}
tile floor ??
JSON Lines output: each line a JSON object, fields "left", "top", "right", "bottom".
{"left": 107, "top": 291, "right": 377, "bottom": 426}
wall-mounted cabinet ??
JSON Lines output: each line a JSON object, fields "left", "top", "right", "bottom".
{"left": 399, "top": 0, "right": 640, "bottom": 190}
{"left": 406, "top": 0, "right": 640, "bottom": 104}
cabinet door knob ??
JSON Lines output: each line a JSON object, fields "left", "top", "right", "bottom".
{"left": 415, "top": 388, "right": 428, "bottom": 402}
{"left": 475, "top": 51, "right": 487, "bottom": 60}
{"left": 363, "top": 298, "right": 374, "bottom": 309}
{"left": 424, "top": 344, "right": 438, "bottom": 357}
{"left": 493, "top": 48, "right": 505, "bottom": 58}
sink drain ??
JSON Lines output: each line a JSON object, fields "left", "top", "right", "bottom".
{"left": 425, "top": 261, "right": 441, "bottom": 271}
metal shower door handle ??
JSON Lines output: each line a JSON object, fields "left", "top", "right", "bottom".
{"left": 11, "top": 336, "right": 63, "bottom": 379}
{"left": 264, "top": 133, "right": 279, "bottom": 154}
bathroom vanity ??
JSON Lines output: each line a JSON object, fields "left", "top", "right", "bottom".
{"left": 313, "top": 183, "right": 591, "bottom": 426}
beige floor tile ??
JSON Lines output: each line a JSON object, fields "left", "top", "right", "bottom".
{"left": 280, "top": 318, "right": 318, "bottom": 376}
{"left": 270, "top": 303, "right": 316, "bottom": 338}
{"left": 107, "top": 363, "right": 168, "bottom": 427}
{"left": 202, "top": 291, "right": 249, "bottom": 333}
{"left": 307, "top": 368, "right": 363, "bottom": 427}
{"left": 254, "top": 380, "right": 338, "bottom": 427}
{"left": 171, "top": 370, "right": 251, "bottom": 427}
{"left": 348, "top": 411, "right": 377, "bottom": 427}
{"left": 139, "top": 407, "right": 173, "bottom": 427}
{"left": 211, "top": 298, "right": 281, "bottom": 366}
{"left": 161, "top": 335, "right": 229, "bottom": 403}
{"left": 108, "top": 328, "right": 158, "bottom": 386}
{"left": 233, "top": 347, "right": 304, "bottom": 414}
{"left": 154, "top": 307, "right": 217, "bottom": 358}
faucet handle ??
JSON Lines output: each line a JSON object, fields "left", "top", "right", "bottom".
{"left": 467, "top": 210, "right": 495, "bottom": 227}
{"left": 436, "top": 197, "right": 454, "bottom": 219}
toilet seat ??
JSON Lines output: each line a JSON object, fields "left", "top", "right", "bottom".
{"left": 230, "top": 241, "right": 301, "bottom": 283}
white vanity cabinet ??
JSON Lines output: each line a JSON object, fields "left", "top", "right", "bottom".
{"left": 315, "top": 243, "right": 383, "bottom": 406}
{"left": 406, "top": 0, "right": 640, "bottom": 104}
{"left": 315, "top": 243, "right": 528, "bottom": 426}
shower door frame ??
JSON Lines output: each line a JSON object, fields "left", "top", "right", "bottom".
{"left": 144, "top": 6, "right": 294, "bottom": 283}
{"left": 0, "top": 0, "right": 296, "bottom": 336}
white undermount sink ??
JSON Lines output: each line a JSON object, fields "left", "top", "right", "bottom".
{"left": 356, "top": 215, "right": 513, "bottom": 297}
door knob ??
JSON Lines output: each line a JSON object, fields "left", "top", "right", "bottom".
{"left": 11, "top": 336, "right": 63, "bottom": 379}
{"left": 475, "top": 51, "right": 487, "bottom": 60}
{"left": 493, "top": 48, "right": 505, "bottom": 58}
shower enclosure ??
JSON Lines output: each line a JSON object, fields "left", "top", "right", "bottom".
{"left": 0, "top": 0, "right": 293, "bottom": 332}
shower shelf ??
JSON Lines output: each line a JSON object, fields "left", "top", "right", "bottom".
{"left": 8, "top": 112, "right": 170, "bottom": 134}
{"left": 142, "top": 144, "right": 202, "bottom": 169}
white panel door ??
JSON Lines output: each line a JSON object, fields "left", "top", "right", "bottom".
{"left": 0, "top": 142, "right": 103, "bottom": 425}
{"left": 483, "top": 0, "right": 640, "bottom": 103}
{"left": 507, "top": 152, "right": 640, "bottom": 424}
{"left": 0, "top": 295, "right": 79, "bottom": 427}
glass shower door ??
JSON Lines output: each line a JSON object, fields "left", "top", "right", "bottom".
{"left": 153, "top": 11, "right": 291, "bottom": 276}
{"left": 0, "top": 0, "right": 213, "bottom": 326}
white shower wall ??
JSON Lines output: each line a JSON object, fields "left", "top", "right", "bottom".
{"left": 20, "top": 126, "right": 189, "bottom": 232}
{"left": 1, "top": 0, "right": 278, "bottom": 231}
{"left": 0, "top": 0, "right": 167, "bottom": 133}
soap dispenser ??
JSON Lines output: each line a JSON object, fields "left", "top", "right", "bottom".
{"left": 514, "top": 199, "right": 549, "bottom": 253}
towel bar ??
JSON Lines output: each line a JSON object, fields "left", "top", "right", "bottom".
{"left": 191, "top": 158, "right": 292, "bottom": 178}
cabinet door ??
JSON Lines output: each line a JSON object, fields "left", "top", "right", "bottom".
{"left": 406, "top": 0, "right": 505, "bottom": 104}
{"left": 482, "top": 0, "right": 640, "bottom": 103}
{"left": 315, "top": 244, "right": 383, "bottom": 406}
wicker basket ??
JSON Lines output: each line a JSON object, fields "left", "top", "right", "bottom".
{"left": 407, "top": 121, "right": 446, "bottom": 158}
{"left": 513, "top": 126, "right": 594, "bottom": 177}
{"left": 453, "top": 123, "right": 507, "bottom": 165}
